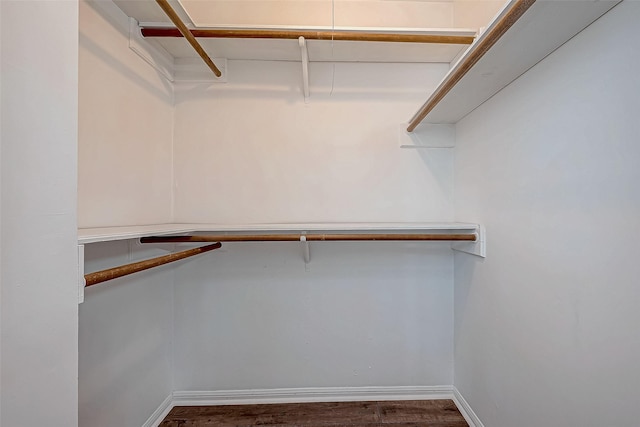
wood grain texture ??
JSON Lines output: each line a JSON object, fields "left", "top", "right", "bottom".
{"left": 160, "top": 400, "right": 468, "bottom": 427}
{"left": 154, "top": 0, "right": 222, "bottom": 76}
{"left": 378, "top": 400, "right": 466, "bottom": 424}
{"left": 84, "top": 243, "right": 221, "bottom": 287}
{"left": 407, "top": 0, "right": 536, "bottom": 131}
{"left": 141, "top": 233, "right": 477, "bottom": 243}
{"left": 141, "top": 28, "right": 475, "bottom": 45}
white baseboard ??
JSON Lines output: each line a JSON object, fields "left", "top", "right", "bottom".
{"left": 143, "top": 386, "right": 479, "bottom": 427}
{"left": 452, "top": 387, "right": 484, "bottom": 427}
{"left": 172, "top": 385, "right": 453, "bottom": 406}
{"left": 142, "top": 394, "right": 173, "bottom": 427}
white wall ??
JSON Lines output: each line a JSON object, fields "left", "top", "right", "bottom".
{"left": 0, "top": 1, "right": 79, "bottom": 425}
{"left": 454, "top": 2, "right": 640, "bottom": 426}
{"left": 79, "top": 242, "right": 174, "bottom": 427}
{"left": 0, "top": 0, "right": 3, "bottom": 418}
{"left": 78, "top": 1, "right": 177, "bottom": 425}
{"left": 171, "top": 60, "right": 457, "bottom": 392}
{"left": 174, "top": 243, "right": 454, "bottom": 390}
{"left": 78, "top": 0, "right": 174, "bottom": 228}
{"left": 173, "top": 60, "right": 454, "bottom": 223}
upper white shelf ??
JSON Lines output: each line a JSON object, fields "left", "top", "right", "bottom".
{"left": 78, "top": 222, "right": 480, "bottom": 244}
{"left": 414, "top": 0, "right": 620, "bottom": 125}
{"left": 146, "top": 27, "right": 476, "bottom": 63}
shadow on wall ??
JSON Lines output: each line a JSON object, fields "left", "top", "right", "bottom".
{"left": 173, "top": 62, "right": 449, "bottom": 103}
{"left": 80, "top": 0, "right": 173, "bottom": 104}
{"left": 80, "top": 32, "right": 173, "bottom": 104}
{"left": 171, "top": 242, "right": 456, "bottom": 390}
{"left": 453, "top": 251, "right": 482, "bottom": 333}
{"left": 402, "top": 124, "right": 455, "bottom": 197}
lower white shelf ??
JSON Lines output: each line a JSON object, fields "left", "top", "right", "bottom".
{"left": 78, "top": 223, "right": 202, "bottom": 244}
{"left": 78, "top": 222, "right": 481, "bottom": 244}
{"left": 78, "top": 222, "right": 486, "bottom": 303}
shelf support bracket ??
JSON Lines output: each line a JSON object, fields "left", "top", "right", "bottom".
{"left": 129, "top": 18, "right": 175, "bottom": 82}
{"left": 399, "top": 123, "right": 455, "bottom": 149}
{"left": 300, "top": 235, "right": 310, "bottom": 263}
{"left": 299, "top": 36, "right": 310, "bottom": 102}
{"left": 452, "top": 225, "right": 486, "bottom": 258}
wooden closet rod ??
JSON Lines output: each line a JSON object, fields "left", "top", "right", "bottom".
{"left": 141, "top": 233, "right": 476, "bottom": 243}
{"left": 141, "top": 28, "right": 475, "bottom": 45}
{"left": 154, "top": 0, "right": 222, "bottom": 77}
{"left": 406, "top": 0, "right": 536, "bottom": 132}
{"left": 84, "top": 243, "right": 221, "bottom": 287}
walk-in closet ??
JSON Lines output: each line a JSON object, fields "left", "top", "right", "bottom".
{"left": 1, "top": 0, "right": 638, "bottom": 426}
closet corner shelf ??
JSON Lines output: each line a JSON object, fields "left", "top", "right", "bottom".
{"left": 77, "top": 222, "right": 480, "bottom": 245}
{"left": 409, "top": 0, "right": 620, "bottom": 127}
{"left": 78, "top": 224, "right": 197, "bottom": 244}
{"left": 78, "top": 222, "right": 485, "bottom": 292}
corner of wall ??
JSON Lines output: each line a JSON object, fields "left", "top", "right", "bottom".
{"left": 141, "top": 394, "right": 173, "bottom": 427}
{"left": 452, "top": 387, "right": 484, "bottom": 427}
{"left": 78, "top": 0, "right": 175, "bottom": 227}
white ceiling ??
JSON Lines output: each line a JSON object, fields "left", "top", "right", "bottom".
{"left": 113, "top": 0, "right": 459, "bottom": 26}
{"left": 178, "top": 0, "right": 455, "bottom": 28}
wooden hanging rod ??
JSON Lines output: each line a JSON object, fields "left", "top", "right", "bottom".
{"left": 154, "top": 0, "right": 222, "bottom": 77}
{"left": 141, "top": 233, "right": 476, "bottom": 243}
{"left": 141, "top": 27, "right": 475, "bottom": 45}
{"left": 406, "top": 0, "right": 536, "bottom": 132}
{"left": 84, "top": 243, "right": 221, "bottom": 287}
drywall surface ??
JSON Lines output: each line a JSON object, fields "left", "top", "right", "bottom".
{"left": 0, "top": 1, "right": 3, "bottom": 419}
{"left": 78, "top": 0, "right": 173, "bottom": 228}
{"left": 172, "top": 61, "right": 456, "bottom": 391}
{"left": 454, "top": 2, "right": 640, "bottom": 426}
{"left": 79, "top": 241, "right": 174, "bottom": 427}
{"left": 0, "top": 1, "right": 79, "bottom": 425}
{"left": 180, "top": 0, "right": 454, "bottom": 28}
{"left": 173, "top": 60, "right": 454, "bottom": 223}
{"left": 453, "top": 0, "right": 504, "bottom": 30}
{"left": 174, "top": 243, "right": 454, "bottom": 390}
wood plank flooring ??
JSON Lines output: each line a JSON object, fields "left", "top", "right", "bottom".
{"left": 160, "top": 399, "right": 469, "bottom": 426}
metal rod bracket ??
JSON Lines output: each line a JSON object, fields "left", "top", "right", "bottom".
{"left": 300, "top": 234, "right": 310, "bottom": 263}
{"left": 299, "top": 36, "right": 310, "bottom": 102}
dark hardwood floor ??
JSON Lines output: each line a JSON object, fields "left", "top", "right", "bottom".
{"left": 160, "top": 399, "right": 469, "bottom": 426}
